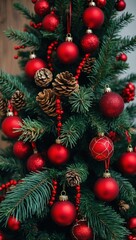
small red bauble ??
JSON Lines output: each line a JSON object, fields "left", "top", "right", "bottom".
{"left": 0, "top": 232, "right": 5, "bottom": 240}
{"left": 115, "top": 0, "right": 126, "bottom": 11}
{"left": 119, "top": 152, "right": 136, "bottom": 175}
{"left": 117, "top": 53, "right": 127, "bottom": 62}
{"left": 34, "top": 0, "right": 50, "bottom": 17}
{"left": 95, "top": 0, "right": 107, "bottom": 8}
{"left": 128, "top": 235, "right": 136, "bottom": 240}
{"left": 57, "top": 42, "right": 79, "bottom": 64}
{"left": 31, "top": 0, "right": 37, "bottom": 3}
{"left": 51, "top": 200, "right": 76, "bottom": 226}
{"left": 72, "top": 220, "right": 93, "bottom": 240}
{"left": 13, "top": 141, "right": 33, "bottom": 159}
{"left": 2, "top": 116, "right": 22, "bottom": 138}
{"left": 47, "top": 143, "right": 69, "bottom": 165}
{"left": 127, "top": 217, "right": 136, "bottom": 231}
{"left": 42, "top": 12, "right": 59, "bottom": 32}
{"left": 25, "top": 58, "right": 46, "bottom": 78}
{"left": 89, "top": 136, "right": 114, "bottom": 161}
{"left": 27, "top": 153, "right": 45, "bottom": 172}
{"left": 81, "top": 33, "right": 99, "bottom": 53}
{"left": 83, "top": 6, "right": 104, "bottom": 29}
{"left": 94, "top": 177, "right": 119, "bottom": 201}
{"left": 7, "top": 216, "right": 21, "bottom": 231}
{"left": 99, "top": 92, "right": 124, "bottom": 118}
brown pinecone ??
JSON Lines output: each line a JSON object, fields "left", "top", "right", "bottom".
{"left": 66, "top": 169, "right": 81, "bottom": 187}
{"left": 34, "top": 68, "right": 53, "bottom": 88}
{"left": 82, "top": 57, "right": 96, "bottom": 74}
{"left": 11, "top": 90, "right": 26, "bottom": 111}
{"left": 118, "top": 200, "right": 130, "bottom": 212}
{"left": 0, "top": 96, "right": 7, "bottom": 117}
{"left": 36, "top": 89, "right": 57, "bottom": 117}
{"left": 52, "top": 71, "right": 79, "bottom": 96}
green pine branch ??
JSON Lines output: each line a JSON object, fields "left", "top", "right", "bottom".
{"left": 13, "top": 2, "right": 36, "bottom": 21}
{"left": 66, "top": 162, "right": 89, "bottom": 183}
{"left": 117, "top": 36, "right": 136, "bottom": 53}
{"left": 0, "top": 156, "right": 19, "bottom": 173}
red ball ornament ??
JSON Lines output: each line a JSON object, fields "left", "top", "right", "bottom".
{"left": 34, "top": 0, "right": 50, "bottom": 17}
{"left": 72, "top": 220, "right": 93, "bottom": 240}
{"left": 128, "top": 235, "right": 136, "bottom": 240}
{"left": 27, "top": 153, "right": 45, "bottom": 172}
{"left": 117, "top": 53, "right": 127, "bottom": 62}
{"left": 81, "top": 33, "right": 99, "bottom": 53}
{"left": 127, "top": 217, "right": 136, "bottom": 231}
{"left": 0, "top": 232, "right": 5, "bottom": 240}
{"left": 94, "top": 177, "right": 119, "bottom": 201}
{"left": 89, "top": 135, "right": 114, "bottom": 161}
{"left": 47, "top": 143, "right": 69, "bottom": 165}
{"left": 83, "top": 6, "right": 104, "bottom": 29}
{"left": 99, "top": 92, "right": 124, "bottom": 118}
{"left": 119, "top": 152, "right": 136, "bottom": 175}
{"left": 57, "top": 41, "right": 79, "bottom": 64}
{"left": 115, "top": 0, "right": 126, "bottom": 11}
{"left": 95, "top": 0, "right": 107, "bottom": 8}
{"left": 42, "top": 12, "right": 59, "bottom": 32}
{"left": 25, "top": 57, "right": 46, "bottom": 78}
{"left": 2, "top": 116, "right": 22, "bottom": 138}
{"left": 13, "top": 141, "right": 33, "bottom": 159}
{"left": 7, "top": 216, "right": 21, "bottom": 231}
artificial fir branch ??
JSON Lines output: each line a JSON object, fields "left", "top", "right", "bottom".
{"left": 0, "top": 156, "right": 19, "bottom": 173}
{"left": 117, "top": 36, "right": 136, "bottom": 53}
{"left": 13, "top": 2, "right": 36, "bottom": 22}
{"left": 66, "top": 162, "right": 89, "bottom": 183}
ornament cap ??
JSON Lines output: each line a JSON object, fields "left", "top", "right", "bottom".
{"left": 127, "top": 144, "right": 133, "bottom": 152}
{"left": 89, "top": 1, "right": 96, "bottom": 6}
{"left": 55, "top": 138, "right": 61, "bottom": 144}
{"left": 29, "top": 52, "right": 36, "bottom": 59}
{"left": 86, "top": 28, "right": 93, "bottom": 34}
{"left": 59, "top": 190, "right": 68, "bottom": 201}
{"left": 7, "top": 110, "right": 14, "bottom": 116}
{"left": 104, "top": 85, "right": 111, "bottom": 93}
{"left": 98, "top": 132, "right": 104, "bottom": 137}
{"left": 65, "top": 33, "right": 73, "bottom": 42}
{"left": 103, "top": 170, "right": 111, "bottom": 178}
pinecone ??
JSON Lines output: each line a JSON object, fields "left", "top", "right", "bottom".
{"left": 0, "top": 95, "right": 7, "bottom": 117}
{"left": 36, "top": 89, "right": 57, "bottom": 117}
{"left": 66, "top": 169, "right": 81, "bottom": 187}
{"left": 82, "top": 57, "right": 96, "bottom": 74}
{"left": 11, "top": 90, "right": 26, "bottom": 111}
{"left": 118, "top": 200, "right": 130, "bottom": 212}
{"left": 34, "top": 68, "right": 53, "bottom": 88}
{"left": 52, "top": 71, "right": 79, "bottom": 96}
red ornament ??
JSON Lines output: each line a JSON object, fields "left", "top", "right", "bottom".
{"left": 128, "top": 235, "right": 136, "bottom": 240}
{"left": 117, "top": 53, "right": 127, "bottom": 62}
{"left": 57, "top": 41, "right": 79, "bottom": 64}
{"left": 81, "top": 33, "right": 99, "bottom": 53}
{"left": 94, "top": 177, "right": 119, "bottom": 201}
{"left": 99, "top": 92, "right": 124, "bottom": 118}
{"left": 89, "top": 135, "right": 114, "bottom": 161}
{"left": 83, "top": 6, "right": 104, "bottom": 29}
{"left": 127, "top": 217, "right": 136, "bottom": 231}
{"left": 31, "top": 0, "right": 37, "bottom": 3}
{"left": 2, "top": 116, "right": 22, "bottom": 138}
{"left": 42, "top": 12, "right": 59, "bottom": 32}
{"left": 115, "top": 0, "right": 126, "bottom": 11}
{"left": 122, "top": 82, "right": 135, "bottom": 103}
{"left": 119, "top": 152, "right": 136, "bottom": 175}
{"left": 27, "top": 153, "right": 45, "bottom": 172}
{"left": 0, "top": 231, "right": 5, "bottom": 240}
{"left": 13, "top": 141, "right": 33, "bottom": 159}
{"left": 72, "top": 220, "right": 93, "bottom": 240}
{"left": 34, "top": 0, "right": 50, "bottom": 17}
{"left": 25, "top": 57, "right": 46, "bottom": 78}
{"left": 95, "top": 0, "right": 107, "bottom": 8}
{"left": 7, "top": 216, "right": 21, "bottom": 231}
{"left": 47, "top": 143, "right": 69, "bottom": 165}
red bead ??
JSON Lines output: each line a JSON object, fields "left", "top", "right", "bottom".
{"left": 31, "top": 0, "right": 37, "bottom": 3}
{"left": 56, "top": 99, "right": 61, "bottom": 104}
{"left": 14, "top": 55, "right": 18, "bottom": 59}
{"left": 76, "top": 185, "right": 81, "bottom": 191}
{"left": 51, "top": 196, "right": 55, "bottom": 201}
{"left": 1, "top": 184, "right": 5, "bottom": 189}
{"left": 10, "top": 180, "right": 14, "bottom": 184}
{"left": 83, "top": 6, "right": 104, "bottom": 29}
{"left": 7, "top": 216, "right": 21, "bottom": 231}
{"left": 76, "top": 193, "right": 81, "bottom": 198}
{"left": 0, "top": 231, "right": 6, "bottom": 240}
{"left": 52, "top": 190, "right": 57, "bottom": 195}
{"left": 47, "top": 50, "right": 52, "bottom": 54}
{"left": 49, "top": 201, "right": 54, "bottom": 205}
{"left": 53, "top": 180, "right": 58, "bottom": 185}
{"left": 57, "top": 116, "right": 62, "bottom": 121}
{"left": 0, "top": 187, "right": 2, "bottom": 191}
{"left": 118, "top": 53, "right": 127, "bottom": 62}
{"left": 5, "top": 182, "right": 10, "bottom": 188}
{"left": 57, "top": 122, "right": 62, "bottom": 127}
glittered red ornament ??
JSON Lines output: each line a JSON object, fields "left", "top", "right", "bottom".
{"left": 95, "top": 0, "right": 107, "bottom": 8}
{"left": 94, "top": 177, "right": 119, "bottom": 201}
{"left": 127, "top": 217, "right": 136, "bottom": 231}
{"left": 81, "top": 33, "right": 99, "bottom": 53}
{"left": 115, "top": 0, "right": 126, "bottom": 11}
{"left": 119, "top": 152, "right": 136, "bottom": 175}
{"left": 13, "top": 141, "right": 33, "bottom": 159}
{"left": 47, "top": 143, "right": 69, "bottom": 165}
{"left": 83, "top": 6, "right": 104, "bottom": 29}
{"left": 99, "top": 92, "right": 124, "bottom": 118}
{"left": 72, "top": 220, "right": 93, "bottom": 240}
{"left": 2, "top": 116, "right": 22, "bottom": 138}
{"left": 34, "top": 0, "right": 50, "bottom": 16}
{"left": 0, "top": 231, "right": 5, "bottom": 240}
{"left": 27, "top": 153, "right": 45, "bottom": 172}
{"left": 25, "top": 58, "right": 46, "bottom": 78}
{"left": 89, "top": 135, "right": 114, "bottom": 161}
{"left": 7, "top": 216, "right": 21, "bottom": 231}
{"left": 42, "top": 12, "right": 59, "bottom": 32}
{"left": 57, "top": 42, "right": 79, "bottom": 64}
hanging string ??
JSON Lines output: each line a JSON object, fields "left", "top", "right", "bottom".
{"left": 105, "top": 158, "right": 110, "bottom": 171}
{"left": 67, "top": 0, "right": 72, "bottom": 34}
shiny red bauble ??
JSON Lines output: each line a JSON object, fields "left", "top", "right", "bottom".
{"left": 51, "top": 200, "right": 76, "bottom": 226}
{"left": 95, "top": 0, "right": 107, "bottom": 8}
{"left": 42, "top": 12, "right": 59, "bottom": 32}
{"left": 7, "top": 216, "right": 21, "bottom": 231}
{"left": 117, "top": 53, "right": 127, "bottom": 62}
{"left": 83, "top": 6, "right": 104, "bottom": 29}
{"left": 128, "top": 235, "right": 136, "bottom": 240}
{"left": 72, "top": 220, "right": 93, "bottom": 240}
{"left": 47, "top": 143, "right": 69, "bottom": 165}
{"left": 0, "top": 232, "right": 5, "bottom": 240}
{"left": 127, "top": 217, "right": 136, "bottom": 231}
{"left": 2, "top": 116, "right": 22, "bottom": 138}
{"left": 57, "top": 42, "right": 79, "bottom": 64}
{"left": 34, "top": 0, "right": 50, "bottom": 16}
{"left": 27, "top": 153, "right": 45, "bottom": 172}
{"left": 81, "top": 33, "right": 99, "bottom": 53}
{"left": 25, "top": 58, "right": 46, "bottom": 78}
{"left": 99, "top": 92, "right": 124, "bottom": 118}
{"left": 89, "top": 136, "right": 114, "bottom": 161}
{"left": 13, "top": 141, "right": 33, "bottom": 159}
{"left": 119, "top": 152, "right": 136, "bottom": 175}
{"left": 115, "top": 0, "right": 126, "bottom": 11}
{"left": 94, "top": 177, "right": 119, "bottom": 201}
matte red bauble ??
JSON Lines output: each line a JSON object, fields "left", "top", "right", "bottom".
{"left": 2, "top": 116, "right": 22, "bottom": 138}
{"left": 83, "top": 6, "right": 104, "bottom": 29}
{"left": 89, "top": 136, "right": 114, "bottom": 161}
{"left": 127, "top": 217, "right": 136, "bottom": 230}
{"left": 99, "top": 92, "right": 124, "bottom": 118}
{"left": 115, "top": 0, "right": 126, "bottom": 11}
{"left": 7, "top": 216, "right": 21, "bottom": 231}
{"left": 47, "top": 143, "right": 69, "bottom": 165}
{"left": 57, "top": 42, "right": 79, "bottom": 64}
{"left": 34, "top": 0, "right": 50, "bottom": 16}
{"left": 0, "top": 232, "right": 5, "bottom": 240}
{"left": 72, "top": 220, "right": 93, "bottom": 240}
{"left": 51, "top": 200, "right": 76, "bottom": 226}
{"left": 119, "top": 152, "right": 136, "bottom": 175}
{"left": 81, "top": 33, "right": 99, "bottom": 53}
{"left": 27, "top": 153, "right": 45, "bottom": 172}
{"left": 95, "top": 0, "right": 107, "bottom": 8}
{"left": 42, "top": 13, "right": 59, "bottom": 32}
{"left": 94, "top": 177, "right": 119, "bottom": 201}
{"left": 13, "top": 141, "right": 32, "bottom": 159}
{"left": 25, "top": 58, "right": 46, "bottom": 78}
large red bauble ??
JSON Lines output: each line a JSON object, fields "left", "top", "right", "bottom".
{"left": 72, "top": 220, "right": 93, "bottom": 240}
{"left": 94, "top": 177, "right": 119, "bottom": 201}
{"left": 81, "top": 33, "right": 99, "bottom": 53}
{"left": 42, "top": 13, "right": 59, "bottom": 32}
{"left": 25, "top": 58, "right": 46, "bottom": 78}
{"left": 95, "top": 0, "right": 107, "bottom": 8}
{"left": 57, "top": 42, "right": 79, "bottom": 64}
{"left": 2, "top": 116, "right": 22, "bottom": 138}
{"left": 83, "top": 6, "right": 104, "bottom": 29}
{"left": 34, "top": 0, "right": 50, "bottom": 17}
{"left": 27, "top": 153, "right": 45, "bottom": 172}
{"left": 99, "top": 92, "right": 124, "bottom": 118}
{"left": 13, "top": 141, "right": 33, "bottom": 159}
{"left": 47, "top": 143, "right": 69, "bottom": 165}
{"left": 127, "top": 217, "right": 136, "bottom": 230}
{"left": 89, "top": 136, "right": 114, "bottom": 161}
{"left": 7, "top": 216, "right": 21, "bottom": 231}
{"left": 51, "top": 200, "right": 76, "bottom": 226}
{"left": 119, "top": 152, "right": 136, "bottom": 175}
{"left": 0, "top": 232, "right": 5, "bottom": 240}
{"left": 115, "top": 0, "right": 126, "bottom": 11}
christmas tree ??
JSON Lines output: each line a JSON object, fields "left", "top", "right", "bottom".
{"left": 0, "top": 0, "right": 136, "bottom": 239}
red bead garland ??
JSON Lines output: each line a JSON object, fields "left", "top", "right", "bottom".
{"left": 30, "top": 21, "right": 42, "bottom": 29}
{"left": 47, "top": 41, "right": 58, "bottom": 72}
{"left": 75, "top": 185, "right": 81, "bottom": 214}
{"left": 122, "top": 82, "right": 135, "bottom": 103}
{"left": 49, "top": 179, "right": 58, "bottom": 206}
{"left": 55, "top": 97, "right": 63, "bottom": 136}
{"left": 75, "top": 54, "right": 90, "bottom": 81}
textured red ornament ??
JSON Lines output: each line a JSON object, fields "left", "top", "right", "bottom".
{"left": 83, "top": 6, "right": 104, "bottom": 29}
{"left": 95, "top": 0, "right": 107, "bottom": 8}
{"left": 94, "top": 177, "right": 119, "bottom": 201}
{"left": 127, "top": 217, "right": 136, "bottom": 231}
{"left": 13, "top": 141, "right": 33, "bottom": 159}
{"left": 81, "top": 33, "right": 99, "bottom": 53}
{"left": 42, "top": 12, "right": 59, "bottom": 32}
{"left": 72, "top": 220, "right": 93, "bottom": 240}
{"left": 25, "top": 58, "right": 46, "bottom": 78}
{"left": 57, "top": 42, "right": 79, "bottom": 64}
{"left": 7, "top": 216, "right": 21, "bottom": 231}
{"left": 89, "top": 136, "right": 114, "bottom": 161}
{"left": 0, "top": 231, "right": 5, "bottom": 240}
{"left": 34, "top": 0, "right": 50, "bottom": 16}
{"left": 2, "top": 116, "right": 22, "bottom": 138}
{"left": 115, "top": 0, "right": 126, "bottom": 11}
{"left": 122, "top": 82, "right": 135, "bottom": 103}
{"left": 99, "top": 92, "right": 124, "bottom": 118}
{"left": 47, "top": 143, "right": 69, "bottom": 165}
{"left": 119, "top": 152, "right": 136, "bottom": 175}
{"left": 27, "top": 153, "right": 45, "bottom": 172}
{"left": 51, "top": 200, "right": 76, "bottom": 226}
